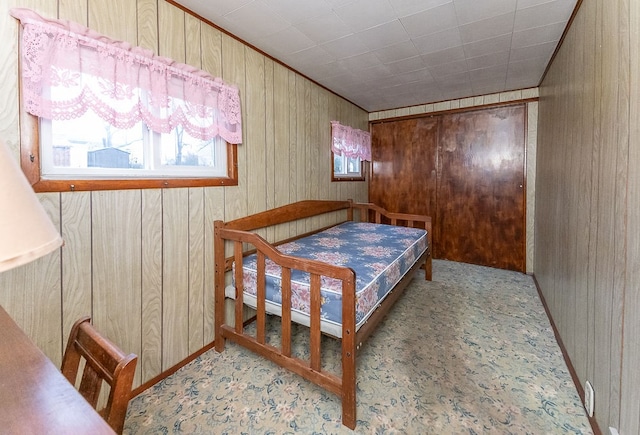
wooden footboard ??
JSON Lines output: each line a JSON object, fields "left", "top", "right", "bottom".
{"left": 213, "top": 200, "right": 432, "bottom": 429}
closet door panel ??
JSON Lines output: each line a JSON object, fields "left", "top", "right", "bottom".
{"left": 370, "top": 117, "right": 438, "bottom": 218}
{"left": 437, "top": 105, "right": 526, "bottom": 271}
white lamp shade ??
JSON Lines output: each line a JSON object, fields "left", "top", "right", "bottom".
{"left": 0, "top": 141, "right": 63, "bottom": 272}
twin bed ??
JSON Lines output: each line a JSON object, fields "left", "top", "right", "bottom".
{"left": 214, "top": 200, "right": 432, "bottom": 429}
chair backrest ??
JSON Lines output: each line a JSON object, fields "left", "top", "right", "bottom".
{"left": 61, "top": 316, "right": 137, "bottom": 434}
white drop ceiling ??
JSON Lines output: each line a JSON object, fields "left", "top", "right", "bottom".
{"left": 172, "top": 0, "right": 578, "bottom": 112}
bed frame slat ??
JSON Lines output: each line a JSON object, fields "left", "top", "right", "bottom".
{"left": 256, "top": 252, "right": 266, "bottom": 344}
{"left": 234, "top": 242, "right": 244, "bottom": 333}
{"left": 281, "top": 268, "right": 292, "bottom": 357}
{"left": 310, "top": 273, "right": 322, "bottom": 372}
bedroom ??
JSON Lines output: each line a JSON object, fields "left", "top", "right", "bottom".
{"left": 0, "top": 0, "right": 638, "bottom": 434}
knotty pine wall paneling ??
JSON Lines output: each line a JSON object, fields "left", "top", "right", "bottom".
{"left": 162, "top": 188, "right": 190, "bottom": 371}
{"left": 536, "top": 0, "right": 639, "bottom": 432}
{"left": 272, "top": 62, "right": 292, "bottom": 242}
{"left": 0, "top": 0, "right": 368, "bottom": 394}
{"left": 222, "top": 35, "right": 247, "bottom": 223}
{"left": 24, "top": 193, "right": 63, "bottom": 363}
{"left": 60, "top": 192, "right": 92, "bottom": 358}
{"left": 157, "top": 2, "right": 191, "bottom": 372}
{"left": 88, "top": 0, "right": 136, "bottom": 45}
{"left": 623, "top": 0, "right": 640, "bottom": 433}
{"left": 59, "top": 0, "right": 87, "bottom": 25}
{"left": 199, "top": 23, "right": 224, "bottom": 346}
{"left": 141, "top": 189, "right": 163, "bottom": 384}
{"left": 265, "top": 58, "right": 276, "bottom": 242}
{"left": 92, "top": 190, "right": 143, "bottom": 383}
{"left": 185, "top": 11, "right": 206, "bottom": 357}
{"left": 246, "top": 48, "right": 267, "bottom": 219}
{"left": 137, "top": 0, "right": 159, "bottom": 53}
{"left": 187, "top": 187, "right": 206, "bottom": 355}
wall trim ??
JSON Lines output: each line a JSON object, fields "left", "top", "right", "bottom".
{"left": 532, "top": 274, "right": 602, "bottom": 435}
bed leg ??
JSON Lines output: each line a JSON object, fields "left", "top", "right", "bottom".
{"left": 215, "top": 335, "right": 225, "bottom": 352}
{"left": 342, "top": 335, "right": 357, "bottom": 429}
{"left": 214, "top": 296, "right": 226, "bottom": 353}
{"left": 342, "top": 385, "right": 356, "bottom": 430}
{"left": 425, "top": 255, "right": 432, "bottom": 281}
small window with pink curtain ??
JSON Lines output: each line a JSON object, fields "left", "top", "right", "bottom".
{"left": 331, "top": 121, "right": 370, "bottom": 181}
{"left": 11, "top": 8, "right": 242, "bottom": 192}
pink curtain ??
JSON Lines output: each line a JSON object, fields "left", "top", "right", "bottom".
{"left": 331, "top": 121, "right": 371, "bottom": 161}
{"left": 11, "top": 8, "right": 242, "bottom": 144}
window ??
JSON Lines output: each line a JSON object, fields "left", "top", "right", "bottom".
{"left": 41, "top": 114, "right": 228, "bottom": 179}
{"left": 333, "top": 153, "right": 364, "bottom": 180}
{"left": 12, "top": 7, "right": 242, "bottom": 192}
{"left": 330, "top": 121, "right": 370, "bottom": 182}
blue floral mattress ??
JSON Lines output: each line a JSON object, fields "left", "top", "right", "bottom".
{"left": 229, "top": 221, "right": 428, "bottom": 337}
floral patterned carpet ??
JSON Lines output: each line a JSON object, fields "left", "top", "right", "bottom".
{"left": 124, "top": 260, "right": 593, "bottom": 434}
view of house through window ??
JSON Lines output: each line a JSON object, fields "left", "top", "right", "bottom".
{"left": 41, "top": 111, "right": 228, "bottom": 179}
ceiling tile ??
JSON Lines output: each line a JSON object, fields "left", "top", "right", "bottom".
{"left": 429, "top": 59, "right": 469, "bottom": 78}
{"left": 384, "top": 56, "right": 429, "bottom": 74}
{"left": 413, "top": 27, "right": 462, "bottom": 55}
{"left": 283, "top": 45, "right": 335, "bottom": 68}
{"left": 453, "top": 0, "right": 517, "bottom": 25}
{"left": 507, "top": 57, "right": 548, "bottom": 81}
{"left": 356, "top": 64, "right": 394, "bottom": 82}
{"left": 388, "top": 0, "right": 453, "bottom": 17}
{"left": 387, "top": 68, "right": 435, "bottom": 86}
{"left": 294, "top": 12, "right": 352, "bottom": 45}
{"left": 463, "top": 33, "right": 512, "bottom": 58}
{"left": 510, "top": 41, "right": 557, "bottom": 62}
{"left": 357, "top": 20, "right": 410, "bottom": 50}
{"left": 223, "top": 0, "right": 290, "bottom": 38}
{"left": 320, "top": 33, "right": 370, "bottom": 59}
{"left": 334, "top": 0, "right": 398, "bottom": 32}
{"left": 511, "top": 21, "right": 566, "bottom": 48}
{"left": 436, "top": 70, "right": 471, "bottom": 87}
{"left": 399, "top": 3, "right": 458, "bottom": 39}
{"left": 261, "top": 0, "right": 332, "bottom": 24}
{"left": 421, "top": 46, "right": 467, "bottom": 67}
{"left": 337, "top": 51, "right": 383, "bottom": 71}
{"left": 373, "top": 41, "right": 421, "bottom": 64}
{"left": 459, "top": 12, "right": 515, "bottom": 44}
{"left": 308, "top": 61, "right": 351, "bottom": 79}
{"left": 324, "top": 0, "right": 358, "bottom": 8}
{"left": 514, "top": 0, "right": 575, "bottom": 31}
{"left": 260, "top": 26, "right": 316, "bottom": 56}
{"left": 469, "top": 64, "right": 508, "bottom": 82}
{"left": 517, "top": 0, "right": 559, "bottom": 9}
{"left": 466, "top": 50, "right": 510, "bottom": 70}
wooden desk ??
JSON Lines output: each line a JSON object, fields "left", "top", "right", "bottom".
{"left": 0, "top": 306, "right": 115, "bottom": 434}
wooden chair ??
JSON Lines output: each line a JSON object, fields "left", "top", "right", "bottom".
{"left": 61, "top": 316, "right": 137, "bottom": 434}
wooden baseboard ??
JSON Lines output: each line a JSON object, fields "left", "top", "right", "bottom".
{"left": 130, "top": 341, "right": 216, "bottom": 398}
{"left": 532, "top": 274, "right": 602, "bottom": 435}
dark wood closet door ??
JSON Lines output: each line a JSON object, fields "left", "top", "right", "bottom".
{"left": 437, "top": 105, "right": 525, "bottom": 272}
{"left": 370, "top": 117, "right": 438, "bottom": 217}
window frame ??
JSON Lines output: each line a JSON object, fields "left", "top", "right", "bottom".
{"left": 331, "top": 151, "right": 366, "bottom": 182}
{"left": 20, "top": 110, "right": 238, "bottom": 193}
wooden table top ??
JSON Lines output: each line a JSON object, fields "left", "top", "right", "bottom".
{"left": 0, "top": 306, "right": 115, "bottom": 434}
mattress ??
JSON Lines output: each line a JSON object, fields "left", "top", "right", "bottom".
{"left": 227, "top": 221, "right": 428, "bottom": 337}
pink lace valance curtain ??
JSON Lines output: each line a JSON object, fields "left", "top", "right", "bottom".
{"left": 330, "top": 121, "right": 371, "bottom": 161}
{"left": 10, "top": 8, "right": 242, "bottom": 144}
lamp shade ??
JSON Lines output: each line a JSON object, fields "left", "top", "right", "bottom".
{"left": 0, "top": 141, "right": 63, "bottom": 272}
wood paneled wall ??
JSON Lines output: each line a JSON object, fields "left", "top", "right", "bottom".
{"left": 536, "top": 0, "right": 639, "bottom": 433}
{"left": 0, "top": 0, "right": 367, "bottom": 389}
